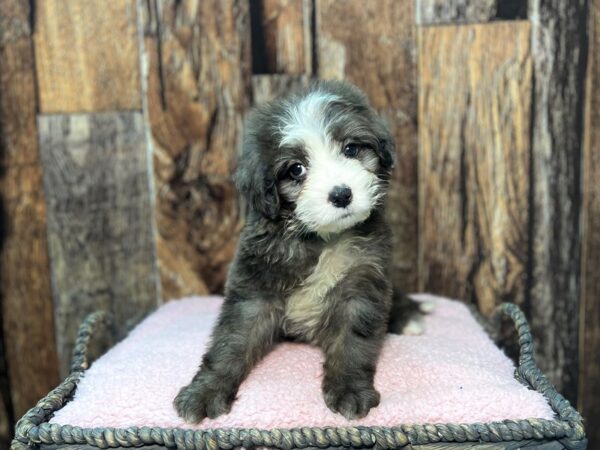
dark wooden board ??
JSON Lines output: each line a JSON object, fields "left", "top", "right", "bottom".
{"left": 528, "top": 0, "right": 589, "bottom": 403}
{"left": 316, "top": 0, "right": 419, "bottom": 292}
{"left": 33, "top": 0, "right": 142, "bottom": 113}
{"left": 580, "top": 1, "right": 600, "bottom": 447}
{"left": 38, "top": 112, "right": 159, "bottom": 375}
{"left": 253, "top": 0, "right": 312, "bottom": 74}
{"left": 0, "top": 0, "right": 60, "bottom": 429}
{"left": 143, "top": 0, "right": 252, "bottom": 297}
{"left": 417, "top": 22, "right": 532, "bottom": 315}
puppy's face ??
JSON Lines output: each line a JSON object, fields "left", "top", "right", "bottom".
{"left": 236, "top": 81, "right": 395, "bottom": 236}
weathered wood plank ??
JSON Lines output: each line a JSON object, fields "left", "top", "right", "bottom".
{"left": 254, "top": 0, "right": 312, "bottom": 74}
{"left": 418, "top": 22, "right": 532, "bottom": 315}
{"left": 143, "top": 0, "right": 251, "bottom": 297}
{"left": 0, "top": 0, "right": 59, "bottom": 425}
{"left": 0, "top": 356, "right": 10, "bottom": 449}
{"left": 528, "top": 0, "right": 588, "bottom": 403}
{"left": 316, "top": 0, "right": 419, "bottom": 292}
{"left": 416, "top": 0, "right": 498, "bottom": 25}
{"left": 33, "top": 0, "right": 141, "bottom": 113}
{"left": 416, "top": 0, "right": 528, "bottom": 25}
{"left": 580, "top": 1, "right": 600, "bottom": 446}
{"left": 252, "top": 74, "right": 310, "bottom": 105}
{"left": 0, "top": 356, "right": 9, "bottom": 450}
{"left": 38, "top": 112, "right": 159, "bottom": 375}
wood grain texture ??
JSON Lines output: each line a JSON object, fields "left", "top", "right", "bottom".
{"left": 0, "top": 0, "right": 59, "bottom": 425}
{"left": 316, "top": 0, "right": 419, "bottom": 292}
{"left": 416, "top": 0, "right": 497, "bottom": 24}
{"left": 580, "top": 1, "right": 600, "bottom": 447}
{"left": 528, "top": 0, "right": 588, "bottom": 403}
{"left": 143, "top": 0, "right": 251, "bottom": 297}
{"left": 0, "top": 370, "right": 8, "bottom": 449}
{"left": 252, "top": 74, "right": 310, "bottom": 105}
{"left": 418, "top": 22, "right": 532, "bottom": 315}
{"left": 256, "top": 0, "right": 312, "bottom": 74}
{"left": 38, "top": 112, "right": 159, "bottom": 375}
{"left": 33, "top": 0, "right": 141, "bottom": 113}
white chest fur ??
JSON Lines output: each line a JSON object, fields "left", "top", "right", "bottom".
{"left": 283, "top": 236, "right": 361, "bottom": 341}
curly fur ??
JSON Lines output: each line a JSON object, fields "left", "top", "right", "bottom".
{"left": 175, "top": 80, "right": 424, "bottom": 423}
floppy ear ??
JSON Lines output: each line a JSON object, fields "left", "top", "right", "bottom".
{"left": 377, "top": 137, "right": 396, "bottom": 170}
{"left": 234, "top": 141, "right": 280, "bottom": 220}
{"left": 368, "top": 110, "right": 396, "bottom": 170}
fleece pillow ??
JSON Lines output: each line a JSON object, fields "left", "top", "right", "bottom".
{"left": 51, "top": 294, "right": 554, "bottom": 429}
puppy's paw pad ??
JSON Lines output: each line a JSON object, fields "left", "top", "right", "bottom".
{"left": 324, "top": 385, "right": 380, "bottom": 420}
{"left": 402, "top": 317, "right": 425, "bottom": 335}
{"left": 419, "top": 300, "right": 436, "bottom": 314}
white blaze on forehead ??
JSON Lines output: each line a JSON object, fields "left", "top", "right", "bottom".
{"left": 279, "top": 91, "right": 339, "bottom": 149}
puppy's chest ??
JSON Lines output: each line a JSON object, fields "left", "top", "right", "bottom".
{"left": 283, "top": 238, "right": 359, "bottom": 340}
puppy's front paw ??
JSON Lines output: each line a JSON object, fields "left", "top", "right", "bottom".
{"left": 323, "top": 382, "right": 380, "bottom": 420}
{"left": 174, "top": 377, "right": 234, "bottom": 423}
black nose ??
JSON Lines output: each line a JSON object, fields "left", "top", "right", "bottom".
{"left": 328, "top": 185, "right": 353, "bottom": 208}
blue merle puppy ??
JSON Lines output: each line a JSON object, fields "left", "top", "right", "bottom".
{"left": 174, "top": 80, "right": 430, "bottom": 422}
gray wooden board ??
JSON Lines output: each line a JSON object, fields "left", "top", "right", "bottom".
{"left": 527, "top": 0, "right": 588, "bottom": 404}
{"left": 416, "top": 0, "right": 498, "bottom": 25}
{"left": 38, "top": 111, "right": 159, "bottom": 376}
{"left": 416, "top": 0, "right": 528, "bottom": 25}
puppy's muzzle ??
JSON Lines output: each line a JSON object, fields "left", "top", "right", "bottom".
{"left": 328, "top": 185, "right": 353, "bottom": 208}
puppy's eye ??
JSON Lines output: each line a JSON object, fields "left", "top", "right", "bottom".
{"left": 288, "top": 163, "right": 307, "bottom": 180}
{"left": 343, "top": 143, "right": 360, "bottom": 158}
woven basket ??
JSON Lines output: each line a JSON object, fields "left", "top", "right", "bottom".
{"left": 12, "top": 303, "right": 587, "bottom": 450}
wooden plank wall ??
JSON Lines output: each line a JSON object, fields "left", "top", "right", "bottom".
{"left": 32, "top": 0, "right": 160, "bottom": 378}
{"left": 0, "top": 0, "right": 59, "bottom": 437}
{"left": 416, "top": 0, "right": 498, "bottom": 24}
{"left": 144, "top": 0, "right": 251, "bottom": 298}
{"left": 418, "top": 21, "right": 532, "bottom": 315}
{"left": 255, "top": 0, "right": 312, "bottom": 74}
{"left": 581, "top": 0, "right": 600, "bottom": 445}
{"left": 416, "top": 0, "right": 589, "bottom": 406}
{"left": 0, "top": 0, "right": 598, "bottom": 447}
{"left": 250, "top": 1, "right": 312, "bottom": 107}
{"left": 38, "top": 112, "right": 159, "bottom": 374}
{"left": 34, "top": 1, "right": 142, "bottom": 112}
{"left": 527, "top": 0, "right": 589, "bottom": 404}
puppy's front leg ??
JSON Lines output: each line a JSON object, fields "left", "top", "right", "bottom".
{"left": 320, "top": 281, "right": 389, "bottom": 419}
{"left": 174, "top": 297, "right": 279, "bottom": 423}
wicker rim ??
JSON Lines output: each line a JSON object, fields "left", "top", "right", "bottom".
{"left": 12, "top": 303, "right": 587, "bottom": 450}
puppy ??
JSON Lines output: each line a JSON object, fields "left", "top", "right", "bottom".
{"left": 175, "top": 80, "right": 425, "bottom": 423}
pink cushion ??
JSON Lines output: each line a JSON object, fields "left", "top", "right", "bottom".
{"left": 51, "top": 294, "right": 554, "bottom": 429}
